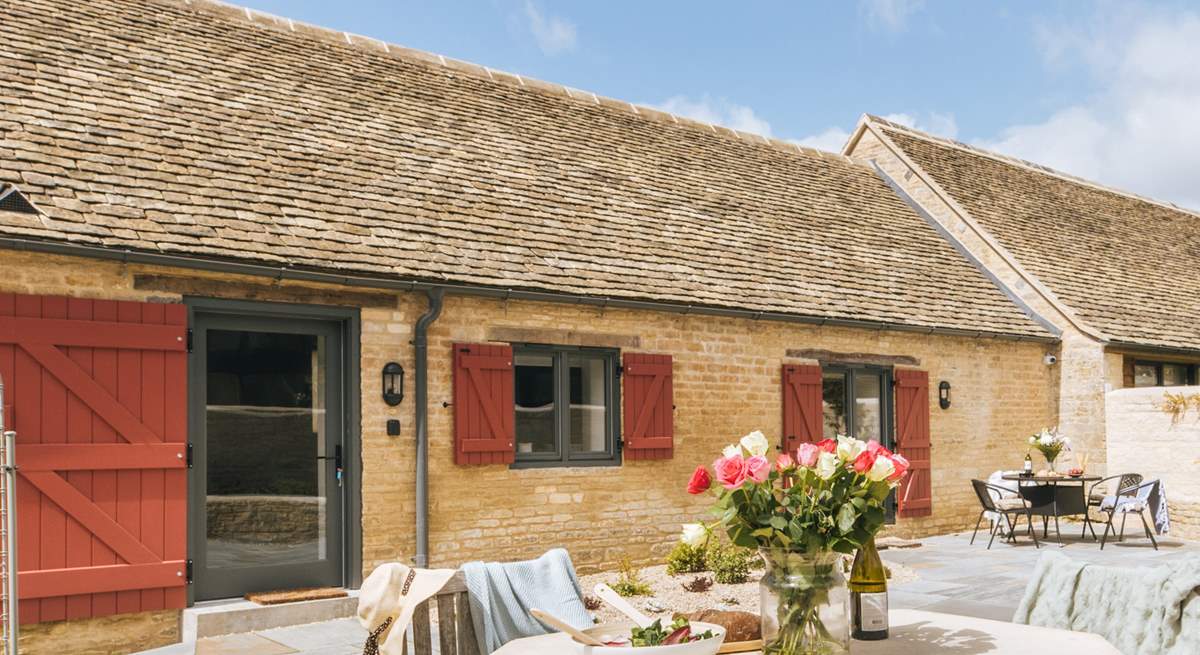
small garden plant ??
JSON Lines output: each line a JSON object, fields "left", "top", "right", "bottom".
{"left": 707, "top": 543, "right": 753, "bottom": 584}
{"left": 665, "top": 541, "right": 707, "bottom": 575}
{"left": 611, "top": 557, "right": 652, "bottom": 597}
{"left": 681, "top": 575, "right": 713, "bottom": 592}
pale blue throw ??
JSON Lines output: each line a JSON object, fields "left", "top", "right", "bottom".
{"left": 463, "top": 548, "right": 593, "bottom": 654}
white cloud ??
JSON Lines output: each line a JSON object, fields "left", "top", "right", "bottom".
{"left": 523, "top": 1, "right": 577, "bottom": 56}
{"left": 651, "top": 95, "right": 774, "bottom": 138}
{"left": 860, "top": 0, "right": 926, "bottom": 32}
{"left": 977, "top": 8, "right": 1200, "bottom": 209}
{"left": 793, "top": 112, "right": 958, "bottom": 153}
{"left": 792, "top": 127, "right": 853, "bottom": 152}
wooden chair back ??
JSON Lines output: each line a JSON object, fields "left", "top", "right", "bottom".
{"left": 401, "top": 571, "right": 480, "bottom": 655}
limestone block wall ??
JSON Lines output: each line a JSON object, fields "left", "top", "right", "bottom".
{"left": 1106, "top": 385, "right": 1200, "bottom": 539}
{"left": 0, "top": 248, "right": 1059, "bottom": 650}
{"left": 848, "top": 127, "right": 1111, "bottom": 471}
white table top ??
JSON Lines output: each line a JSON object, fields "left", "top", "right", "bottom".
{"left": 491, "top": 609, "right": 1121, "bottom": 654}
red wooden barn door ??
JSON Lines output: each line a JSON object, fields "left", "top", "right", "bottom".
{"left": 0, "top": 293, "right": 188, "bottom": 624}
{"left": 894, "top": 369, "right": 932, "bottom": 518}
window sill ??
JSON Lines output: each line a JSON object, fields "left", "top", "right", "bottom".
{"left": 510, "top": 458, "right": 622, "bottom": 470}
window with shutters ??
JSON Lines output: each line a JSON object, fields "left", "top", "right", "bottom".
{"left": 512, "top": 344, "right": 620, "bottom": 467}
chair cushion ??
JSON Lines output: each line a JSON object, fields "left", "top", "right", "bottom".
{"left": 995, "top": 497, "right": 1026, "bottom": 511}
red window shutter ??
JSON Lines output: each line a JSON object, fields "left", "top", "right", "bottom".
{"left": 894, "top": 369, "right": 933, "bottom": 518}
{"left": 0, "top": 293, "right": 187, "bottom": 624}
{"left": 453, "top": 343, "right": 515, "bottom": 465}
{"left": 781, "top": 364, "right": 822, "bottom": 453}
{"left": 622, "top": 353, "right": 673, "bottom": 460}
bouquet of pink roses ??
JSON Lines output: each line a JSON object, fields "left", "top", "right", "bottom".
{"left": 684, "top": 430, "right": 909, "bottom": 554}
{"left": 683, "top": 431, "right": 910, "bottom": 655}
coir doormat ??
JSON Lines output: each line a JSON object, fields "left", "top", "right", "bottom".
{"left": 245, "top": 587, "right": 349, "bottom": 605}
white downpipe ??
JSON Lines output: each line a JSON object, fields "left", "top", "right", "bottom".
{"left": 0, "top": 374, "right": 17, "bottom": 655}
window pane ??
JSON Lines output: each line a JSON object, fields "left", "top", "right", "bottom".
{"left": 1162, "top": 364, "right": 1188, "bottom": 386}
{"left": 1133, "top": 364, "right": 1158, "bottom": 387}
{"left": 568, "top": 354, "right": 609, "bottom": 454}
{"left": 515, "top": 353, "right": 556, "bottom": 456}
{"left": 853, "top": 373, "right": 883, "bottom": 442}
{"left": 822, "top": 372, "right": 847, "bottom": 439}
{"left": 205, "top": 329, "right": 327, "bottom": 569}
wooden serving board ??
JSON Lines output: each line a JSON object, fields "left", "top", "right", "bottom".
{"left": 718, "top": 639, "right": 763, "bottom": 654}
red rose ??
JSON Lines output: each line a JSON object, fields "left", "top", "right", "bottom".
{"left": 853, "top": 449, "right": 878, "bottom": 474}
{"left": 815, "top": 438, "right": 838, "bottom": 454}
{"left": 889, "top": 453, "right": 910, "bottom": 481}
{"left": 713, "top": 455, "right": 748, "bottom": 490}
{"left": 686, "top": 465, "right": 712, "bottom": 494}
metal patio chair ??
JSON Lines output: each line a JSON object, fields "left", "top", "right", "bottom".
{"left": 1084, "top": 473, "right": 1142, "bottom": 541}
{"left": 971, "top": 479, "right": 1040, "bottom": 549}
{"left": 1098, "top": 479, "right": 1160, "bottom": 551}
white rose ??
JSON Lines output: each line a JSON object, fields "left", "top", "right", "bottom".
{"left": 1028, "top": 436, "right": 1036, "bottom": 445}
{"left": 722, "top": 444, "right": 742, "bottom": 458}
{"left": 836, "top": 435, "right": 865, "bottom": 462}
{"left": 867, "top": 455, "right": 895, "bottom": 482}
{"left": 739, "top": 431, "right": 770, "bottom": 457}
{"left": 680, "top": 523, "right": 707, "bottom": 547}
{"left": 816, "top": 452, "right": 841, "bottom": 479}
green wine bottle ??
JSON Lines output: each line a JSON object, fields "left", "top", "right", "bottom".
{"left": 850, "top": 535, "right": 888, "bottom": 640}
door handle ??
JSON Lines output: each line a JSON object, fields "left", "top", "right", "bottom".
{"left": 317, "top": 445, "right": 343, "bottom": 486}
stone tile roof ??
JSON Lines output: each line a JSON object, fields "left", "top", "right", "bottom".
{"left": 0, "top": 0, "right": 1048, "bottom": 339}
{"left": 875, "top": 118, "right": 1200, "bottom": 350}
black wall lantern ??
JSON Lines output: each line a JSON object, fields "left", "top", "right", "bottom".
{"left": 382, "top": 362, "right": 405, "bottom": 406}
{"left": 938, "top": 380, "right": 951, "bottom": 410}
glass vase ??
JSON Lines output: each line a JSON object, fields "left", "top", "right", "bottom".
{"left": 759, "top": 549, "right": 850, "bottom": 655}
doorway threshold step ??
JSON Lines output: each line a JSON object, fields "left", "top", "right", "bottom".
{"left": 184, "top": 589, "right": 359, "bottom": 641}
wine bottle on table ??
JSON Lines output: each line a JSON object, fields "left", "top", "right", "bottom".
{"left": 850, "top": 535, "right": 888, "bottom": 640}
{"left": 1024, "top": 453, "right": 1034, "bottom": 476}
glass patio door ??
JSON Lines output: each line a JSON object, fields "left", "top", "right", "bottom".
{"left": 190, "top": 312, "right": 344, "bottom": 600}
{"left": 822, "top": 365, "right": 895, "bottom": 519}
{"left": 821, "top": 365, "right": 893, "bottom": 447}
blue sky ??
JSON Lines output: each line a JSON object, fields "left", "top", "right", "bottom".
{"left": 236, "top": 0, "right": 1200, "bottom": 208}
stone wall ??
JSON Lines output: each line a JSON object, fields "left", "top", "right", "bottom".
{"left": 1105, "top": 385, "right": 1200, "bottom": 539}
{"left": 207, "top": 496, "right": 323, "bottom": 543}
{"left": 0, "top": 249, "right": 1059, "bottom": 648}
{"left": 12, "top": 609, "right": 179, "bottom": 655}
{"left": 848, "top": 127, "right": 1110, "bottom": 472}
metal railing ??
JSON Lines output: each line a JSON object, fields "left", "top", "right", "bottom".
{"left": 0, "top": 374, "right": 17, "bottom": 654}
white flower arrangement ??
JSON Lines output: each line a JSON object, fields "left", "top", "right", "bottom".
{"left": 1028, "top": 426, "right": 1069, "bottom": 465}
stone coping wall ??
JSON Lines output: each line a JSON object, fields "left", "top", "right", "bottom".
{"left": 1106, "top": 385, "right": 1200, "bottom": 539}
{"left": 207, "top": 495, "right": 324, "bottom": 543}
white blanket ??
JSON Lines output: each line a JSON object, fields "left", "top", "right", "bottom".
{"left": 1014, "top": 551, "right": 1200, "bottom": 654}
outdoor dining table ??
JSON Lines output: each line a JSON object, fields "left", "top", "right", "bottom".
{"left": 1001, "top": 473, "right": 1102, "bottom": 539}
{"left": 490, "top": 609, "right": 1121, "bottom": 654}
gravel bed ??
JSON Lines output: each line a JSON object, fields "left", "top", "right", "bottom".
{"left": 577, "top": 557, "right": 918, "bottom": 624}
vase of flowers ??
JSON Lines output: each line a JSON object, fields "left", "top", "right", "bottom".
{"left": 1028, "top": 427, "right": 1070, "bottom": 472}
{"left": 683, "top": 431, "right": 909, "bottom": 655}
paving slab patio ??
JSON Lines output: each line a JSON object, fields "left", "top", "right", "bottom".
{"left": 183, "top": 530, "right": 1200, "bottom": 654}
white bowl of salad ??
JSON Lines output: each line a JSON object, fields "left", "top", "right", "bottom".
{"left": 571, "top": 617, "right": 726, "bottom": 654}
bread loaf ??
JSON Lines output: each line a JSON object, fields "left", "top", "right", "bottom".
{"left": 672, "top": 610, "right": 760, "bottom": 642}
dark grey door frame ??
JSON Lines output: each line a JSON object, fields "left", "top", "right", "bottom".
{"left": 185, "top": 297, "right": 362, "bottom": 603}
{"left": 822, "top": 363, "right": 896, "bottom": 521}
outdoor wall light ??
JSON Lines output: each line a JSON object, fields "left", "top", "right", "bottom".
{"left": 938, "top": 380, "right": 951, "bottom": 410}
{"left": 382, "top": 362, "right": 404, "bottom": 406}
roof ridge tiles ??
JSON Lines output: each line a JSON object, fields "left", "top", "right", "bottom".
{"left": 180, "top": 0, "right": 858, "bottom": 167}
{"left": 863, "top": 113, "right": 1200, "bottom": 219}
